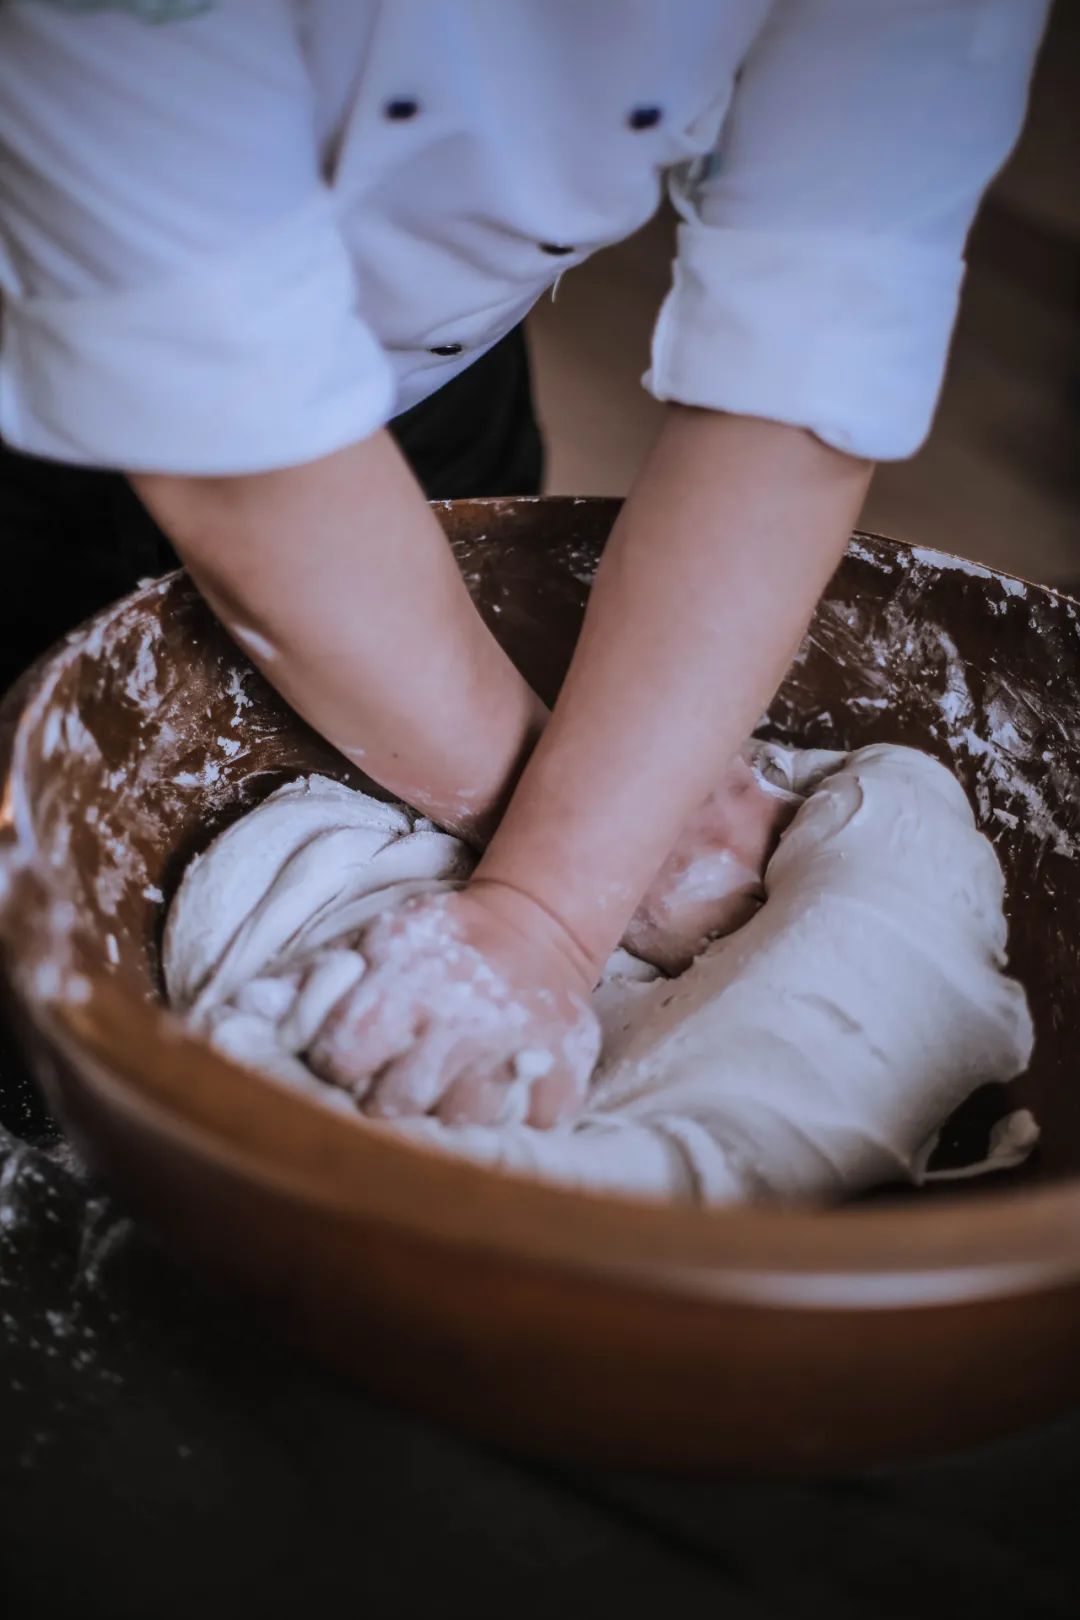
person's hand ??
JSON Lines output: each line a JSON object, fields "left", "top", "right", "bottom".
{"left": 624, "top": 753, "right": 799, "bottom": 974}
{"left": 308, "top": 882, "right": 601, "bottom": 1128}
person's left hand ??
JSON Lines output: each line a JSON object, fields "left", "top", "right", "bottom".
{"left": 624, "top": 752, "right": 798, "bottom": 974}
{"left": 308, "top": 882, "right": 601, "bottom": 1127}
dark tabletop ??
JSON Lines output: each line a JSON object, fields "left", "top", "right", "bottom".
{"left": 2, "top": 1044, "right": 1078, "bottom": 1620}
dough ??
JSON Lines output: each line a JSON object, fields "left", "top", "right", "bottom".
{"left": 164, "top": 743, "right": 1036, "bottom": 1204}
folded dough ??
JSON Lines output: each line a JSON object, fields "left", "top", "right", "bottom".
{"left": 164, "top": 743, "right": 1036, "bottom": 1204}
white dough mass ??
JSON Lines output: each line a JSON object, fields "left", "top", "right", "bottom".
{"left": 164, "top": 744, "right": 1037, "bottom": 1204}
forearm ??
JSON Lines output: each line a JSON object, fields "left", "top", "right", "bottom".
{"left": 132, "top": 433, "right": 545, "bottom": 840}
{"left": 476, "top": 408, "right": 873, "bottom": 974}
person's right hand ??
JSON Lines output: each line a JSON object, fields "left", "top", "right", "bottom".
{"left": 307, "top": 881, "right": 601, "bottom": 1128}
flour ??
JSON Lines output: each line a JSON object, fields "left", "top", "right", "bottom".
{"left": 164, "top": 744, "right": 1036, "bottom": 1205}
{"left": 173, "top": 761, "right": 223, "bottom": 790}
{"left": 906, "top": 546, "right": 1029, "bottom": 598}
{"left": 780, "top": 539, "right": 1080, "bottom": 870}
{"left": 0, "top": 1125, "right": 132, "bottom": 1394}
{"left": 124, "top": 627, "right": 161, "bottom": 706}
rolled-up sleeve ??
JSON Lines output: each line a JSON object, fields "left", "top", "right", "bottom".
{"left": 0, "top": 1, "right": 395, "bottom": 473}
{"left": 645, "top": 0, "right": 1051, "bottom": 460}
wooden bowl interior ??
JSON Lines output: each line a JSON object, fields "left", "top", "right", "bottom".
{"left": 9, "top": 496, "right": 1080, "bottom": 1188}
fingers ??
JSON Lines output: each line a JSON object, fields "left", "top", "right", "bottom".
{"left": 527, "top": 1065, "right": 585, "bottom": 1128}
{"left": 378, "top": 1049, "right": 565, "bottom": 1127}
{"left": 437, "top": 1065, "right": 515, "bottom": 1126}
{"left": 305, "top": 891, "right": 602, "bottom": 1127}
{"left": 435, "top": 1052, "right": 588, "bottom": 1128}
{"left": 536, "top": 1017, "right": 601, "bottom": 1125}
{"left": 363, "top": 1033, "right": 461, "bottom": 1120}
{"left": 307, "top": 970, "right": 421, "bottom": 1097}
{"left": 367, "top": 1040, "right": 588, "bottom": 1128}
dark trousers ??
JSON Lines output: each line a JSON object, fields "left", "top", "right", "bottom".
{"left": 0, "top": 325, "right": 543, "bottom": 696}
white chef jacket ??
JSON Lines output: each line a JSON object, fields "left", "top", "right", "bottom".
{"left": 0, "top": 0, "right": 1049, "bottom": 474}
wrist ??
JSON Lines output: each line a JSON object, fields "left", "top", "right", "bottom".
{"left": 464, "top": 874, "right": 601, "bottom": 995}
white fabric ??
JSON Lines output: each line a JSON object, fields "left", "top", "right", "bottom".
{"left": 164, "top": 744, "right": 1036, "bottom": 1206}
{"left": 0, "top": 0, "right": 1047, "bottom": 470}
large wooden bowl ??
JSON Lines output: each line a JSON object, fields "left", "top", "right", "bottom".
{"left": 3, "top": 497, "right": 1080, "bottom": 1470}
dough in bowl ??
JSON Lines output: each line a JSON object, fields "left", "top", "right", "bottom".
{"left": 164, "top": 742, "right": 1036, "bottom": 1204}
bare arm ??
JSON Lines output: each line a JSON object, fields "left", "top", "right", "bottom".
{"left": 296, "top": 407, "right": 873, "bottom": 1124}
{"left": 138, "top": 406, "right": 870, "bottom": 1124}
{"left": 133, "top": 430, "right": 545, "bottom": 842}
{"left": 474, "top": 408, "right": 873, "bottom": 976}
{"left": 135, "top": 406, "right": 868, "bottom": 974}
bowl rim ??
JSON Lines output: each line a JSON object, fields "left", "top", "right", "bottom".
{"left": 3, "top": 504, "right": 1080, "bottom": 1314}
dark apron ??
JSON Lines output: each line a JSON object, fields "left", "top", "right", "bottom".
{"left": 0, "top": 325, "right": 543, "bottom": 696}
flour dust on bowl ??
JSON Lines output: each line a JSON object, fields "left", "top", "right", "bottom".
{"left": 2, "top": 497, "right": 1080, "bottom": 1471}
